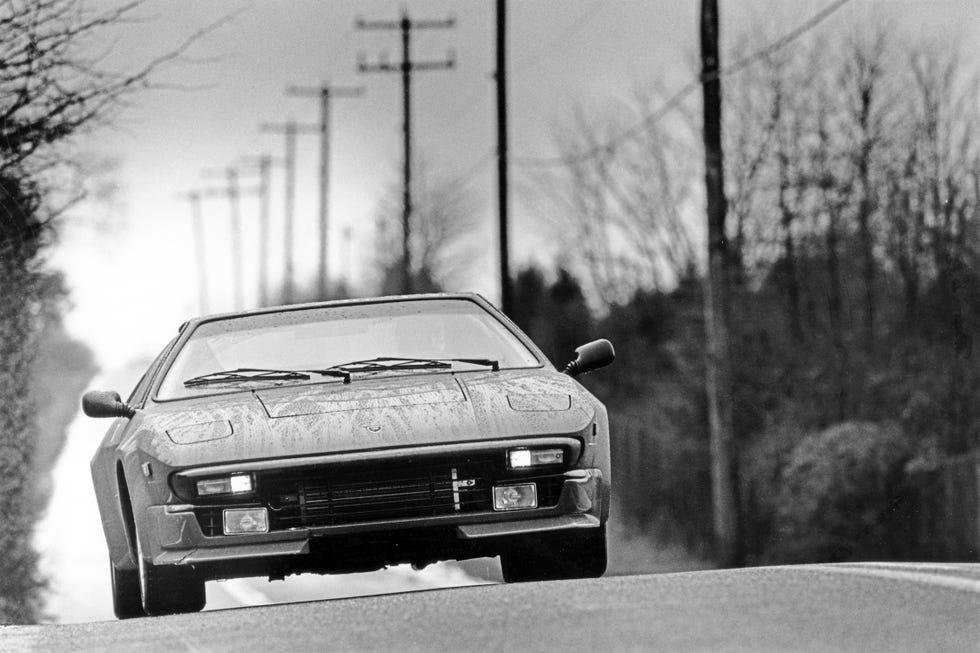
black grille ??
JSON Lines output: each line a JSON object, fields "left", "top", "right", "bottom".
{"left": 194, "top": 453, "right": 569, "bottom": 537}
{"left": 264, "top": 457, "right": 494, "bottom": 530}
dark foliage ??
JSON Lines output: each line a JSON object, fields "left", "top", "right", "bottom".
{"left": 0, "top": 175, "right": 54, "bottom": 623}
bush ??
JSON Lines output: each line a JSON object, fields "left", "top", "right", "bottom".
{"left": 762, "top": 421, "right": 918, "bottom": 563}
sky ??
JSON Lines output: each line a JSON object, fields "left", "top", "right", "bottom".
{"left": 47, "top": 0, "right": 980, "bottom": 371}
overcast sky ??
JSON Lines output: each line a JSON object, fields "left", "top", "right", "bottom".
{"left": 48, "top": 0, "right": 979, "bottom": 371}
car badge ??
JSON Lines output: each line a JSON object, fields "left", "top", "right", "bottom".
{"left": 365, "top": 424, "right": 383, "bottom": 433}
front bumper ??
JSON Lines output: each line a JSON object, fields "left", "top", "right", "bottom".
{"left": 146, "top": 468, "right": 604, "bottom": 568}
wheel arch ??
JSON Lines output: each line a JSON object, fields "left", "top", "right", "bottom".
{"left": 116, "top": 461, "right": 139, "bottom": 564}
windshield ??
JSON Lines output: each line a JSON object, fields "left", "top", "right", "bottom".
{"left": 156, "top": 298, "right": 540, "bottom": 400}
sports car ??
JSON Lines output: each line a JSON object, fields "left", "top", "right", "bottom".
{"left": 84, "top": 293, "right": 615, "bottom": 617}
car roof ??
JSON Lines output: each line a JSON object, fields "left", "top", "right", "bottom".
{"left": 176, "top": 292, "right": 493, "bottom": 333}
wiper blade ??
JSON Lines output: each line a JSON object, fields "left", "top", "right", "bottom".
{"left": 311, "top": 357, "right": 500, "bottom": 381}
{"left": 313, "top": 357, "right": 451, "bottom": 377}
{"left": 302, "top": 368, "right": 352, "bottom": 384}
{"left": 434, "top": 358, "right": 500, "bottom": 371}
{"left": 184, "top": 367, "right": 311, "bottom": 387}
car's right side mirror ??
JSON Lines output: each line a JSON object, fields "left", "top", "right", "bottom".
{"left": 563, "top": 339, "right": 615, "bottom": 376}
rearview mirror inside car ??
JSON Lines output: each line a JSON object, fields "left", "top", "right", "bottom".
{"left": 564, "top": 339, "right": 615, "bottom": 376}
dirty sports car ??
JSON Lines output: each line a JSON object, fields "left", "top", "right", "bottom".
{"left": 84, "top": 293, "right": 615, "bottom": 618}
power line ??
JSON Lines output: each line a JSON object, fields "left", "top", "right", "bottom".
{"left": 510, "top": 0, "right": 604, "bottom": 75}
{"left": 453, "top": 151, "right": 495, "bottom": 191}
{"left": 433, "top": 0, "right": 604, "bottom": 147}
{"left": 410, "top": 152, "right": 494, "bottom": 215}
{"left": 450, "top": 151, "right": 495, "bottom": 193}
{"left": 512, "top": 0, "right": 856, "bottom": 169}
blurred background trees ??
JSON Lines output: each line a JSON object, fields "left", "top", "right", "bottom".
{"left": 512, "top": 24, "right": 979, "bottom": 565}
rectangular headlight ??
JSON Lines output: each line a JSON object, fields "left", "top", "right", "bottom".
{"left": 493, "top": 483, "right": 538, "bottom": 511}
{"left": 197, "top": 473, "right": 254, "bottom": 497}
{"left": 507, "top": 448, "right": 564, "bottom": 469}
{"left": 223, "top": 507, "right": 269, "bottom": 534}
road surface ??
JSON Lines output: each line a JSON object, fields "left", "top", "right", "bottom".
{"left": 3, "top": 562, "right": 978, "bottom": 652}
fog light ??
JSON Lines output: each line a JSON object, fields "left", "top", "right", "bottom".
{"left": 507, "top": 448, "right": 564, "bottom": 469}
{"left": 493, "top": 483, "right": 537, "bottom": 511}
{"left": 197, "top": 473, "right": 253, "bottom": 497}
{"left": 223, "top": 507, "right": 269, "bottom": 534}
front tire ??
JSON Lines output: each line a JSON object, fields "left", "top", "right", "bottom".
{"left": 136, "top": 530, "right": 206, "bottom": 616}
{"left": 501, "top": 525, "right": 608, "bottom": 582}
{"left": 110, "top": 560, "right": 145, "bottom": 619}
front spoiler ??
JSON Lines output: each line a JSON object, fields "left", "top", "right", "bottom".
{"left": 147, "top": 468, "right": 604, "bottom": 566}
{"left": 456, "top": 514, "right": 600, "bottom": 539}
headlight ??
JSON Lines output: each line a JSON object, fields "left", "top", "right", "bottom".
{"left": 196, "top": 473, "right": 254, "bottom": 497}
{"left": 507, "top": 447, "right": 564, "bottom": 469}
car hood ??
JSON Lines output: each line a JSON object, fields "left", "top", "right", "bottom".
{"left": 139, "top": 369, "right": 596, "bottom": 468}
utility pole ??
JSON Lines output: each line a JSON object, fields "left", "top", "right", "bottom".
{"left": 286, "top": 83, "right": 364, "bottom": 300}
{"left": 238, "top": 154, "right": 282, "bottom": 307}
{"left": 700, "top": 0, "right": 739, "bottom": 566}
{"left": 495, "top": 0, "right": 512, "bottom": 315}
{"left": 260, "top": 119, "right": 318, "bottom": 304}
{"left": 341, "top": 225, "right": 353, "bottom": 287}
{"left": 202, "top": 167, "right": 246, "bottom": 310}
{"left": 357, "top": 10, "right": 455, "bottom": 294}
{"left": 182, "top": 191, "right": 209, "bottom": 315}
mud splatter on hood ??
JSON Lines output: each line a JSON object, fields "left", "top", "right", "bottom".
{"left": 138, "top": 369, "right": 595, "bottom": 468}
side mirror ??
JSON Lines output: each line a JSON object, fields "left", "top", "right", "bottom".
{"left": 82, "top": 390, "right": 135, "bottom": 419}
{"left": 563, "top": 339, "right": 615, "bottom": 376}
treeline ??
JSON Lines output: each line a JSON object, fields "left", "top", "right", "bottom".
{"left": 514, "top": 25, "right": 980, "bottom": 563}
{"left": 0, "top": 1, "right": 184, "bottom": 623}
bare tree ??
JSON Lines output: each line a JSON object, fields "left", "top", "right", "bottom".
{"left": 373, "top": 159, "right": 484, "bottom": 293}
{"left": 838, "top": 27, "right": 892, "bottom": 349}
{"left": 524, "top": 92, "right": 697, "bottom": 309}
{"left": 0, "top": 0, "right": 223, "bottom": 623}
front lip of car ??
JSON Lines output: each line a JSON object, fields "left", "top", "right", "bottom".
{"left": 144, "top": 467, "right": 604, "bottom": 566}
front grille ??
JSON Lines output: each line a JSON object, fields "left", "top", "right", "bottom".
{"left": 264, "top": 457, "right": 494, "bottom": 530}
{"left": 193, "top": 452, "right": 569, "bottom": 537}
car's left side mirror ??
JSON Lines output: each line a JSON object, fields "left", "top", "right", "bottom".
{"left": 563, "top": 339, "right": 615, "bottom": 376}
{"left": 82, "top": 390, "right": 135, "bottom": 419}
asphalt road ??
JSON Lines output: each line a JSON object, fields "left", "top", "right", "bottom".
{"left": 3, "top": 563, "right": 978, "bottom": 652}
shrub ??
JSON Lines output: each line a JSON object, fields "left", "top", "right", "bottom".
{"left": 763, "top": 421, "right": 918, "bottom": 563}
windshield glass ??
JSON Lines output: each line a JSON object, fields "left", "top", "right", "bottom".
{"left": 156, "top": 298, "right": 540, "bottom": 400}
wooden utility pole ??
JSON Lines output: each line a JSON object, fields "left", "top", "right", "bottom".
{"left": 201, "top": 167, "right": 246, "bottom": 310}
{"left": 341, "top": 225, "right": 354, "bottom": 286}
{"left": 238, "top": 154, "right": 282, "bottom": 307}
{"left": 357, "top": 10, "right": 455, "bottom": 294}
{"left": 182, "top": 191, "right": 209, "bottom": 315}
{"left": 700, "top": 0, "right": 740, "bottom": 566}
{"left": 286, "top": 83, "right": 364, "bottom": 299}
{"left": 495, "top": 0, "right": 512, "bottom": 315}
{"left": 260, "top": 119, "right": 318, "bottom": 304}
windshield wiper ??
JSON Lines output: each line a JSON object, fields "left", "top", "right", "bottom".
{"left": 186, "top": 358, "right": 500, "bottom": 388}
{"left": 434, "top": 358, "right": 500, "bottom": 371}
{"left": 313, "top": 357, "right": 451, "bottom": 376}
{"left": 183, "top": 367, "right": 312, "bottom": 387}
{"left": 310, "top": 357, "right": 499, "bottom": 381}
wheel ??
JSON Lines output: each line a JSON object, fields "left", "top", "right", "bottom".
{"left": 110, "top": 560, "right": 145, "bottom": 619}
{"left": 136, "top": 530, "right": 206, "bottom": 616}
{"left": 501, "top": 525, "right": 608, "bottom": 582}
